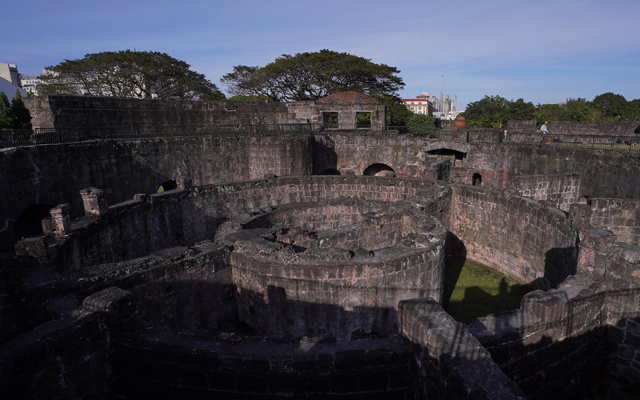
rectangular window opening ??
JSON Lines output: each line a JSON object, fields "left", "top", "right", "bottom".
{"left": 322, "top": 112, "right": 339, "bottom": 129}
{"left": 356, "top": 112, "right": 371, "bottom": 129}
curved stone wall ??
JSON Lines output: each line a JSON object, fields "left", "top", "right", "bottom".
{"left": 45, "top": 176, "right": 442, "bottom": 270}
{"left": 221, "top": 199, "right": 447, "bottom": 340}
{"left": 450, "top": 184, "right": 578, "bottom": 288}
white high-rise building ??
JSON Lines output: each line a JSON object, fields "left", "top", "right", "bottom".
{"left": 0, "top": 63, "right": 20, "bottom": 87}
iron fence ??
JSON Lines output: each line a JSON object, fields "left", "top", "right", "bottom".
{"left": 2, "top": 124, "right": 640, "bottom": 153}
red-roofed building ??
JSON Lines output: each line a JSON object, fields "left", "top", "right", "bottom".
{"left": 401, "top": 92, "right": 435, "bottom": 116}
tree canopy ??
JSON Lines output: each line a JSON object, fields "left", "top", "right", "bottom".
{"left": 463, "top": 93, "right": 640, "bottom": 127}
{"left": 0, "top": 90, "right": 31, "bottom": 130}
{"left": 220, "top": 50, "right": 405, "bottom": 102}
{"left": 38, "top": 50, "right": 225, "bottom": 100}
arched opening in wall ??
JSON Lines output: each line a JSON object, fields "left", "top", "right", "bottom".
{"left": 363, "top": 164, "right": 395, "bottom": 177}
{"left": 157, "top": 180, "right": 177, "bottom": 193}
{"left": 472, "top": 173, "right": 482, "bottom": 187}
{"left": 427, "top": 149, "right": 466, "bottom": 166}
{"left": 319, "top": 168, "right": 341, "bottom": 175}
{"left": 14, "top": 204, "right": 53, "bottom": 241}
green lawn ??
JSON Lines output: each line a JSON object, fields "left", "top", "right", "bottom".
{"left": 443, "top": 255, "right": 531, "bottom": 322}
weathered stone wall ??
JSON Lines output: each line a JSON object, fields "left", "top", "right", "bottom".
{"left": 23, "top": 94, "right": 386, "bottom": 129}
{"left": 224, "top": 200, "right": 448, "bottom": 340}
{"left": 36, "top": 177, "right": 440, "bottom": 270}
{"left": 317, "top": 133, "right": 469, "bottom": 178}
{"left": 503, "top": 120, "right": 640, "bottom": 135}
{"left": 110, "top": 332, "right": 409, "bottom": 399}
{"left": 548, "top": 121, "right": 640, "bottom": 136}
{"left": 0, "top": 135, "right": 313, "bottom": 251}
{"left": 6, "top": 135, "right": 640, "bottom": 253}
{"left": 570, "top": 198, "right": 640, "bottom": 247}
{"left": 450, "top": 185, "right": 578, "bottom": 288}
{"left": 0, "top": 309, "right": 111, "bottom": 399}
{"left": 466, "top": 275, "right": 607, "bottom": 399}
{"left": 510, "top": 173, "right": 581, "bottom": 211}
{"left": 506, "top": 120, "right": 537, "bottom": 133}
{"left": 0, "top": 287, "right": 133, "bottom": 400}
{"left": 399, "top": 299, "right": 525, "bottom": 399}
{"left": 465, "top": 233, "right": 640, "bottom": 398}
{"left": 462, "top": 143, "right": 640, "bottom": 200}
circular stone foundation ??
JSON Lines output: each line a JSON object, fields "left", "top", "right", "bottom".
{"left": 218, "top": 198, "right": 447, "bottom": 341}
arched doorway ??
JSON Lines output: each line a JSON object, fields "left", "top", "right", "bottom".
{"left": 14, "top": 204, "right": 53, "bottom": 241}
{"left": 363, "top": 164, "right": 395, "bottom": 177}
{"left": 157, "top": 180, "right": 177, "bottom": 193}
{"left": 472, "top": 173, "right": 482, "bottom": 187}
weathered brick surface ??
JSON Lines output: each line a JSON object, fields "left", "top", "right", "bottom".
{"left": 570, "top": 198, "right": 640, "bottom": 247}
{"left": 109, "top": 331, "right": 409, "bottom": 399}
{"left": 399, "top": 299, "right": 525, "bottom": 399}
{"left": 511, "top": 173, "right": 581, "bottom": 211}
{"left": 24, "top": 94, "right": 387, "bottom": 129}
{"left": 223, "top": 199, "right": 448, "bottom": 340}
{"left": 40, "top": 176, "right": 441, "bottom": 270}
{"left": 0, "top": 309, "right": 111, "bottom": 400}
{"left": 450, "top": 184, "right": 578, "bottom": 288}
{"left": 319, "top": 133, "right": 468, "bottom": 178}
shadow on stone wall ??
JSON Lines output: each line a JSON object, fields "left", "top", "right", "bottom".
{"left": 312, "top": 136, "right": 338, "bottom": 174}
{"left": 543, "top": 246, "right": 578, "bottom": 289}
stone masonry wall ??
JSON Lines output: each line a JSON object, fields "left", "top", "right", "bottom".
{"left": 510, "top": 173, "right": 581, "bottom": 212}
{"left": 502, "top": 120, "right": 640, "bottom": 135}
{"left": 0, "top": 135, "right": 313, "bottom": 251}
{"left": 548, "top": 121, "right": 640, "bottom": 136}
{"left": 23, "top": 95, "right": 386, "bottom": 129}
{"left": 0, "top": 287, "right": 133, "bottom": 400}
{"left": 110, "top": 331, "right": 409, "bottom": 399}
{"left": 398, "top": 299, "right": 525, "bottom": 399}
{"left": 570, "top": 198, "right": 640, "bottom": 247}
{"left": 226, "top": 203, "right": 448, "bottom": 340}
{"left": 450, "top": 185, "right": 578, "bottom": 288}
{"left": 37, "top": 177, "right": 440, "bottom": 270}
{"left": 466, "top": 275, "right": 607, "bottom": 399}
{"left": 463, "top": 143, "right": 640, "bottom": 199}
{"left": 316, "top": 133, "right": 470, "bottom": 178}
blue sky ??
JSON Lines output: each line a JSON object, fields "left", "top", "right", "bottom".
{"left": 2, "top": 0, "right": 638, "bottom": 109}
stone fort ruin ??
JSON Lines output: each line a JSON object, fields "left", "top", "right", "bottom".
{"left": 2, "top": 93, "right": 640, "bottom": 399}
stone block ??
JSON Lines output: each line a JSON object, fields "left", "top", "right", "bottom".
{"left": 50, "top": 203, "right": 71, "bottom": 237}
{"left": 80, "top": 187, "right": 109, "bottom": 216}
{"left": 14, "top": 236, "right": 49, "bottom": 258}
{"left": 82, "top": 287, "right": 132, "bottom": 314}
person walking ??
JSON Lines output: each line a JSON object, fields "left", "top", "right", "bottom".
{"left": 540, "top": 122, "right": 549, "bottom": 143}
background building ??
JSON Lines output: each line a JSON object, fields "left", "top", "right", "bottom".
{"left": 0, "top": 63, "right": 20, "bottom": 86}
{"left": 401, "top": 92, "right": 434, "bottom": 116}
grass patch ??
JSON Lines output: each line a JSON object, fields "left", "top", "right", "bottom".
{"left": 443, "top": 255, "right": 531, "bottom": 322}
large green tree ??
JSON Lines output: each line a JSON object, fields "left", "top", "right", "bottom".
{"left": 38, "top": 50, "right": 225, "bottom": 100}
{"left": 220, "top": 50, "right": 405, "bottom": 102}
{"left": 591, "top": 92, "right": 629, "bottom": 120}
{"left": 462, "top": 95, "right": 510, "bottom": 128}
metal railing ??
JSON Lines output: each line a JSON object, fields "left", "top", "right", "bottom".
{"left": 1, "top": 124, "right": 639, "bottom": 152}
